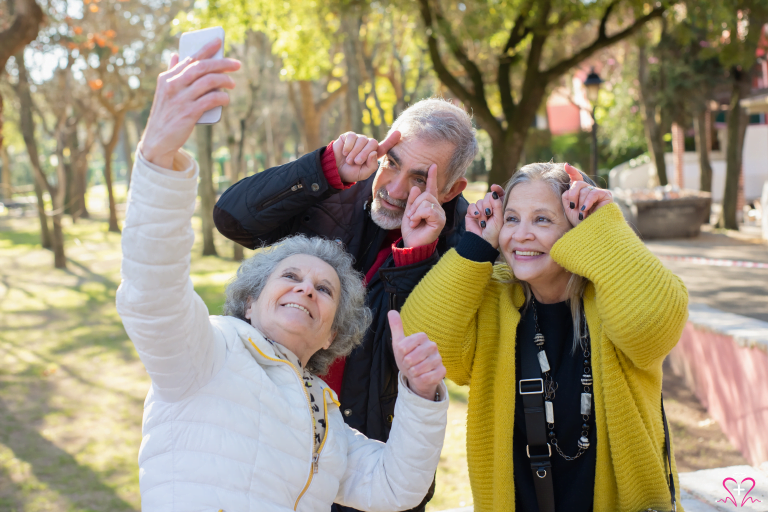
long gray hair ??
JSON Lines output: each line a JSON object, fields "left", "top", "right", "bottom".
{"left": 502, "top": 162, "right": 596, "bottom": 352}
{"left": 223, "top": 235, "right": 372, "bottom": 374}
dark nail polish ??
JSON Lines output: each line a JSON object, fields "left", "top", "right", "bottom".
{"left": 492, "top": 191, "right": 499, "bottom": 200}
{"left": 480, "top": 221, "right": 487, "bottom": 228}
{"left": 570, "top": 202, "right": 575, "bottom": 209}
{"left": 485, "top": 208, "right": 491, "bottom": 216}
{"left": 475, "top": 211, "right": 479, "bottom": 216}
{"left": 578, "top": 213, "right": 583, "bottom": 221}
{"left": 580, "top": 205, "right": 586, "bottom": 211}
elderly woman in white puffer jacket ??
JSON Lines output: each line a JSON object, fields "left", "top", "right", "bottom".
{"left": 116, "top": 39, "right": 449, "bottom": 512}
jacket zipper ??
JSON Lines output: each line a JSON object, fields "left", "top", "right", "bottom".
{"left": 247, "top": 339, "right": 318, "bottom": 511}
{"left": 259, "top": 182, "right": 304, "bottom": 210}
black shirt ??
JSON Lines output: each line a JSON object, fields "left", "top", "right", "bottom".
{"left": 513, "top": 300, "right": 597, "bottom": 512}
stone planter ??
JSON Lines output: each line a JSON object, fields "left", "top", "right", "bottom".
{"left": 614, "top": 191, "right": 712, "bottom": 239}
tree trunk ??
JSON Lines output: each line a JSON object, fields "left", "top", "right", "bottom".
{"left": 488, "top": 128, "right": 525, "bottom": 188}
{"left": 718, "top": 68, "right": 751, "bottom": 230}
{"left": 69, "top": 123, "right": 94, "bottom": 221}
{"left": 50, "top": 200, "right": 67, "bottom": 269}
{"left": 122, "top": 114, "right": 135, "bottom": 190}
{"left": 341, "top": 9, "right": 364, "bottom": 134}
{"left": 638, "top": 44, "right": 668, "bottom": 187}
{"left": 225, "top": 123, "right": 244, "bottom": 261}
{"left": 0, "top": 144, "right": 11, "bottom": 201}
{"left": 14, "top": 50, "right": 58, "bottom": 254}
{"left": 694, "top": 107, "right": 713, "bottom": 194}
{"left": 101, "top": 111, "right": 125, "bottom": 233}
{"left": 196, "top": 124, "right": 218, "bottom": 257}
{"left": 299, "top": 81, "right": 322, "bottom": 150}
{"left": 32, "top": 173, "right": 52, "bottom": 249}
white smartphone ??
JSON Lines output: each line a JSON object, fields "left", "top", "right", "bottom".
{"left": 179, "top": 26, "right": 225, "bottom": 124}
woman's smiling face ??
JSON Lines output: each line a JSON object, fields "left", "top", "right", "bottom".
{"left": 498, "top": 180, "right": 573, "bottom": 298}
{"left": 245, "top": 254, "right": 340, "bottom": 364}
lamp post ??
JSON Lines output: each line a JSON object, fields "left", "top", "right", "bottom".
{"left": 583, "top": 67, "right": 603, "bottom": 182}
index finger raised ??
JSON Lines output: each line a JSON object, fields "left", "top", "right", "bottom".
{"left": 377, "top": 130, "right": 401, "bottom": 158}
{"left": 426, "top": 164, "right": 439, "bottom": 198}
{"left": 564, "top": 163, "right": 584, "bottom": 184}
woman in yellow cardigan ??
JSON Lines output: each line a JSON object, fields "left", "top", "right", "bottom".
{"left": 400, "top": 162, "right": 688, "bottom": 512}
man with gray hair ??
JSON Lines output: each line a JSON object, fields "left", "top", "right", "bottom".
{"left": 214, "top": 98, "right": 477, "bottom": 512}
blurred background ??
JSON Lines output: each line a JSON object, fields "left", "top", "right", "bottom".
{"left": 1, "top": 0, "right": 767, "bottom": 510}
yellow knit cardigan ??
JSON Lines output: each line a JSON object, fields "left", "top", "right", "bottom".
{"left": 401, "top": 203, "right": 689, "bottom": 512}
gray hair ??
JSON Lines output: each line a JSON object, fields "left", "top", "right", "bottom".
{"left": 502, "top": 162, "right": 597, "bottom": 352}
{"left": 223, "top": 235, "right": 372, "bottom": 375}
{"left": 387, "top": 97, "right": 478, "bottom": 192}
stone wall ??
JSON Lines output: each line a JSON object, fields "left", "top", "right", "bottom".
{"left": 668, "top": 304, "right": 768, "bottom": 466}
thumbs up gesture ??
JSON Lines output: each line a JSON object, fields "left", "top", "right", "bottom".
{"left": 388, "top": 310, "right": 446, "bottom": 401}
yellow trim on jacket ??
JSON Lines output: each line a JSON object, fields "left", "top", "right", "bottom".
{"left": 401, "top": 203, "right": 688, "bottom": 512}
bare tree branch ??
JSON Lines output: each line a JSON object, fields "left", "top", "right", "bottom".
{"left": 416, "top": 0, "right": 501, "bottom": 137}
{"left": 316, "top": 81, "right": 348, "bottom": 115}
{"left": 497, "top": 4, "right": 533, "bottom": 122}
{"left": 543, "top": 5, "right": 665, "bottom": 81}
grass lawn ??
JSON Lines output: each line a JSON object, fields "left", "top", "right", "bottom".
{"left": 0, "top": 191, "right": 476, "bottom": 511}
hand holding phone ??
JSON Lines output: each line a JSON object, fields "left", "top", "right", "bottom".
{"left": 140, "top": 30, "right": 240, "bottom": 169}
{"left": 179, "top": 27, "right": 226, "bottom": 124}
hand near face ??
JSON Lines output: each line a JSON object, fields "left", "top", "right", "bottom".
{"left": 465, "top": 184, "right": 505, "bottom": 248}
{"left": 333, "top": 131, "right": 401, "bottom": 184}
{"left": 401, "top": 165, "right": 446, "bottom": 248}
{"left": 561, "top": 164, "right": 614, "bottom": 227}
{"left": 141, "top": 39, "right": 241, "bottom": 169}
{"left": 388, "top": 310, "right": 446, "bottom": 401}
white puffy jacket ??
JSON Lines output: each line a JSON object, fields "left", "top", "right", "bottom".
{"left": 116, "top": 149, "right": 449, "bottom": 512}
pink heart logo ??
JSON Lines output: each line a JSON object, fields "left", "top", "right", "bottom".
{"left": 717, "top": 477, "right": 762, "bottom": 507}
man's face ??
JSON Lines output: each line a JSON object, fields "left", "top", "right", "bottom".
{"left": 370, "top": 135, "right": 456, "bottom": 230}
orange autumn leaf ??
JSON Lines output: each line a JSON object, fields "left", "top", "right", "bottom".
{"left": 104, "top": 29, "right": 116, "bottom": 38}
{"left": 94, "top": 35, "right": 105, "bottom": 47}
{"left": 88, "top": 79, "right": 103, "bottom": 90}
{"left": 67, "top": 42, "right": 78, "bottom": 50}
{"left": 111, "top": 45, "right": 119, "bottom": 54}
{"left": 73, "top": 26, "right": 83, "bottom": 35}
{"left": 89, "top": 4, "right": 99, "bottom": 12}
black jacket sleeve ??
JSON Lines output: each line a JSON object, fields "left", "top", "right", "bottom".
{"left": 213, "top": 147, "right": 340, "bottom": 249}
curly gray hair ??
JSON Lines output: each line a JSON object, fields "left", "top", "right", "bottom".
{"left": 223, "top": 235, "right": 372, "bottom": 375}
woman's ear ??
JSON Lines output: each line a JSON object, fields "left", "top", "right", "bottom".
{"left": 244, "top": 297, "right": 254, "bottom": 320}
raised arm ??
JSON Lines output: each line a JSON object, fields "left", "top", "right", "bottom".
{"left": 551, "top": 202, "right": 688, "bottom": 370}
{"left": 214, "top": 132, "right": 400, "bottom": 249}
{"left": 336, "top": 312, "right": 448, "bottom": 511}
{"left": 116, "top": 39, "right": 239, "bottom": 402}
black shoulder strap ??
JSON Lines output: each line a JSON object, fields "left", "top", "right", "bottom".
{"left": 661, "top": 394, "right": 677, "bottom": 512}
{"left": 520, "top": 328, "right": 556, "bottom": 512}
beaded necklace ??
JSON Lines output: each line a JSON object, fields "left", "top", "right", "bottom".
{"left": 530, "top": 297, "right": 593, "bottom": 461}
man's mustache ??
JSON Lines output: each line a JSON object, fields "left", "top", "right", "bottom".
{"left": 376, "top": 188, "right": 407, "bottom": 209}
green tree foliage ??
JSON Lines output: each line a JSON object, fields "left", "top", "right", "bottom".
{"left": 416, "top": 0, "right": 666, "bottom": 186}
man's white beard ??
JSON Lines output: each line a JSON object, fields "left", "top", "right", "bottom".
{"left": 370, "top": 188, "right": 406, "bottom": 231}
